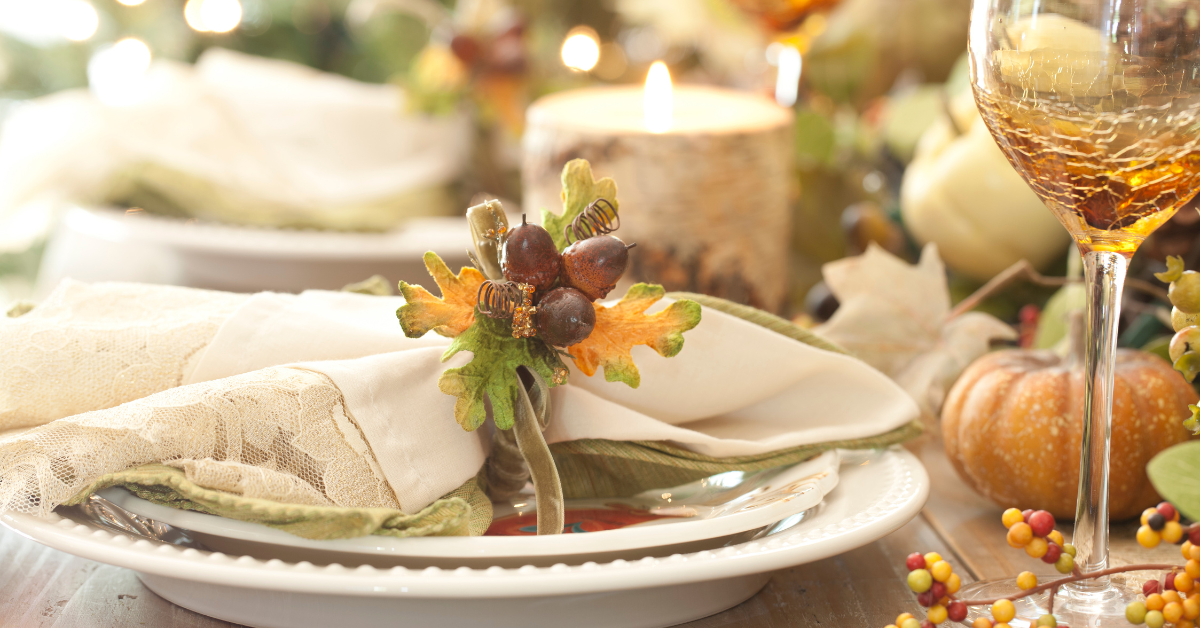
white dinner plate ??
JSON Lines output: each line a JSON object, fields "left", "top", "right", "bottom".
{"left": 2, "top": 448, "right": 928, "bottom": 628}
{"left": 97, "top": 450, "right": 840, "bottom": 564}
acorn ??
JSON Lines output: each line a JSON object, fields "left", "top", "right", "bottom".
{"left": 500, "top": 214, "right": 561, "bottom": 292}
{"left": 560, "top": 235, "right": 634, "bottom": 301}
{"left": 535, "top": 287, "right": 596, "bottom": 347}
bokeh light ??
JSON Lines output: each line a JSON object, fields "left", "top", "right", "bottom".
{"left": 116, "top": 0, "right": 146, "bottom": 6}
{"left": 185, "top": 0, "right": 242, "bottom": 33}
{"left": 87, "top": 38, "right": 152, "bottom": 105}
{"left": 561, "top": 29, "right": 600, "bottom": 72}
{"left": 60, "top": 0, "right": 100, "bottom": 41}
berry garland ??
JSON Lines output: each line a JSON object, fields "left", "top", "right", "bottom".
{"left": 883, "top": 502, "right": 1200, "bottom": 628}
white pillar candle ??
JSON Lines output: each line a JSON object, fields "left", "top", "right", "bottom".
{"left": 522, "top": 72, "right": 793, "bottom": 311}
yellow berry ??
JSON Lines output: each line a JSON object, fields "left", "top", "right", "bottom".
{"left": 1187, "top": 598, "right": 1200, "bottom": 620}
{"left": 1048, "top": 530, "right": 1064, "bottom": 546}
{"left": 1002, "top": 508, "right": 1025, "bottom": 529}
{"left": 885, "top": 625, "right": 899, "bottom": 628}
{"left": 925, "top": 552, "right": 944, "bottom": 565}
{"left": 1016, "top": 571, "right": 1038, "bottom": 590}
{"left": 973, "top": 619, "right": 994, "bottom": 628}
{"left": 1127, "top": 601, "right": 1148, "bottom": 624}
{"left": 1149, "top": 593, "right": 1167, "bottom": 611}
{"left": 1026, "top": 536, "right": 1049, "bottom": 559}
{"left": 928, "top": 604, "right": 948, "bottom": 624}
{"left": 1055, "top": 552, "right": 1075, "bottom": 574}
{"left": 1166, "top": 521, "right": 1186, "bottom": 544}
{"left": 1145, "top": 609, "right": 1165, "bottom": 628}
{"left": 1145, "top": 508, "right": 1163, "bottom": 526}
{"left": 1165, "top": 591, "right": 1183, "bottom": 606}
{"left": 1140, "top": 525, "right": 1164, "bottom": 548}
{"left": 896, "top": 613, "right": 915, "bottom": 624}
{"left": 900, "top": 619, "right": 921, "bottom": 628}
{"left": 993, "top": 599, "right": 1016, "bottom": 623}
{"left": 1063, "top": 543, "right": 1077, "bottom": 557}
{"left": 931, "top": 560, "right": 953, "bottom": 583}
{"left": 1167, "top": 602, "right": 1185, "bottom": 623}
{"left": 947, "top": 573, "right": 962, "bottom": 595}
{"left": 1008, "top": 523, "right": 1034, "bottom": 548}
{"left": 1179, "top": 572, "right": 1196, "bottom": 593}
{"left": 1035, "top": 614, "right": 1057, "bottom": 627}
{"left": 908, "top": 569, "right": 933, "bottom": 593}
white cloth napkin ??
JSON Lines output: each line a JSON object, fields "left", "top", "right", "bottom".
{"left": 0, "top": 48, "right": 471, "bottom": 250}
{"left": 3, "top": 281, "right": 919, "bottom": 513}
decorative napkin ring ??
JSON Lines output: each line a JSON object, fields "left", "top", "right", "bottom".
{"left": 395, "top": 159, "right": 702, "bottom": 535}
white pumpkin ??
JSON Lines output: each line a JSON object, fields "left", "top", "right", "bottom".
{"left": 899, "top": 91, "right": 1071, "bottom": 282}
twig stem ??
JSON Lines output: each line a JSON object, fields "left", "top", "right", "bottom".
{"left": 949, "top": 260, "right": 1170, "bottom": 320}
{"left": 960, "top": 563, "right": 1177, "bottom": 606}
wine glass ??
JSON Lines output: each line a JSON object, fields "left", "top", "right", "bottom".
{"left": 963, "top": 0, "right": 1200, "bottom": 624}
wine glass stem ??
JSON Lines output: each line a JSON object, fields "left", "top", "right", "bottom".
{"left": 1070, "top": 250, "right": 1128, "bottom": 591}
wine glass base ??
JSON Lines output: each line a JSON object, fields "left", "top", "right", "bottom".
{"left": 957, "top": 575, "right": 1141, "bottom": 627}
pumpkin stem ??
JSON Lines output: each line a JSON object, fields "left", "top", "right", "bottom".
{"left": 1062, "top": 310, "right": 1086, "bottom": 369}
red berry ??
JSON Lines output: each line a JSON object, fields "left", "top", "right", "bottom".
{"left": 948, "top": 601, "right": 968, "bottom": 622}
{"left": 1159, "top": 502, "right": 1178, "bottom": 521}
{"left": 1145, "top": 579, "right": 1163, "bottom": 596}
{"left": 906, "top": 552, "right": 927, "bottom": 571}
{"left": 921, "top": 622, "right": 936, "bottom": 628}
{"left": 1190, "top": 525, "right": 1200, "bottom": 546}
{"left": 917, "top": 591, "right": 936, "bottom": 607}
{"left": 1029, "top": 510, "right": 1056, "bottom": 537}
{"left": 1023, "top": 509, "right": 1035, "bottom": 522}
{"left": 1167, "top": 572, "right": 1177, "bottom": 590}
{"left": 1042, "top": 543, "right": 1063, "bottom": 564}
{"left": 930, "top": 582, "right": 947, "bottom": 599}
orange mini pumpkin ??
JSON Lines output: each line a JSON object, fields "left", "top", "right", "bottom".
{"left": 942, "top": 329, "right": 1196, "bottom": 520}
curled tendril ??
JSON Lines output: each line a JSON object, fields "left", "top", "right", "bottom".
{"left": 1156, "top": 255, "right": 1186, "bottom": 284}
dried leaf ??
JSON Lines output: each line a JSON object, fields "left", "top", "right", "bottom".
{"left": 396, "top": 252, "right": 485, "bottom": 338}
{"left": 816, "top": 243, "right": 1016, "bottom": 417}
{"left": 540, "top": 159, "right": 620, "bottom": 252}
{"left": 439, "top": 312, "right": 568, "bottom": 431}
{"left": 568, "top": 283, "right": 702, "bottom": 388}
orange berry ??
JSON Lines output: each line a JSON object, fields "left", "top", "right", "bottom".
{"left": 1192, "top": 544, "right": 1200, "bottom": 561}
{"left": 1008, "top": 523, "right": 1034, "bottom": 548}
{"left": 973, "top": 619, "right": 994, "bottom": 628}
{"left": 1017, "top": 571, "right": 1038, "bottom": 590}
{"left": 1025, "top": 536, "right": 1049, "bottom": 559}
{"left": 1186, "top": 598, "right": 1200, "bottom": 620}
{"left": 925, "top": 552, "right": 944, "bottom": 566}
{"left": 1165, "top": 602, "right": 1184, "bottom": 623}
{"left": 928, "top": 604, "right": 948, "bottom": 624}
{"left": 1178, "top": 620, "right": 1195, "bottom": 628}
{"left": 1179, "top": 572, "right": 1196, "bottom": 593}
{"left": 993, "top": 599, "right": 1016, "bottom": 622}
{"left": 1048, "top": 530, "right": 1065, "bottom": 546}
{"left": 1166, "top": 521, "right": 1186, "bottom": 544}
{"left": 1140, "top": 525, "right": 1164, "bottom": 548}
{"left": 1188, "top": 560, "right": 1200, "bottom": 579}
{"left": 1165, "top": 591, "right": 1183, "bottom": 606}
{"left": 931, "top": 560, "right": 953, "bottom": 583}
{"left": 995, "top": 624, "right": 1012, "bottom": 628}
{"left": 947, "top": 573, "right": 962, "bottom": 595}
{"left": 1187, "top": 541, "right": 1195, "bottom": 560}
{"left": 1149, "top": 593, "right": 1166, "bottom": 611}
{"left": 896, "top": 613, "right": 915, "bottom": 624}
{"left": 1002, "top": 508, "right": 1024, "bottom": 528}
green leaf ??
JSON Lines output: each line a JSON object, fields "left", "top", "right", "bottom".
{"left": 1156, "top": 255, "right": 1186, "bottom": 284}
{"left": 540, "top": 159, "right": 619, "bottom": 252}
{"left": 438, "top": 311, "right": 568, "bottom": 431}
{"left": 1147, "top": 441, "right": 1200, "bottom": 521}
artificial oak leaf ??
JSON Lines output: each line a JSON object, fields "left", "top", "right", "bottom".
{"left": 816, "top": 243, "right": 1015, "bottom": 418}
{"left": 439, "top": 311, "right": 568, "bottom": 431}
{"left": 568, "top": 283, "right": 702, "bottom": 388}
{"left": 396, "top": 251, "right": 485, "bottom": 338}
{"left": 540, "top": 159, "right": 620, "bottom": 252}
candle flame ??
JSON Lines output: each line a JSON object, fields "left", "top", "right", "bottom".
{"left": 644, "top": 61, "right": 672, "bottom": 133}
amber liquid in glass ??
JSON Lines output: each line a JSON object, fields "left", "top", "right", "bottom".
{"left": 975, "top": 90, "right": 1200, "bottom": 255}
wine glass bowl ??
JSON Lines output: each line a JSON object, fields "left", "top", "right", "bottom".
{"left": 964, "top": 0, "right": 1200, "bottom": 624}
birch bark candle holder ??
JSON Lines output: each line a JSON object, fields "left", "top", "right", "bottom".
{"left": 521, "top": 66, "right": 794, "bottom": 312}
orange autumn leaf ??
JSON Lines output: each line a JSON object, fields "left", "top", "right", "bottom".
{"left": 396, "top": 251, "right": 485, "bottom": 338}
{"left": 568, "top": 283, "right": 702, "bottom": 388}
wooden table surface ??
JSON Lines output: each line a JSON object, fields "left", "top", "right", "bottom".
{"left": 0, "top": 435, "right": 1177, "bottom": 627}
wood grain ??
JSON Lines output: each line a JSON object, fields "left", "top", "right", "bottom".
{"left": 0, "top": 436, "right": 1163, "bottom": 626}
